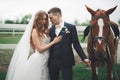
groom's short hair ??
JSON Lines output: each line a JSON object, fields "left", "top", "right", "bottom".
{"left": 48, "top": 7, "right": 62, "bottom": 16}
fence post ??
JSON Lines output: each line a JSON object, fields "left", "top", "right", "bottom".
{"left": 12, "top": 28, "right": 15, "bottom": 36}
{"left": 117, "top": 41, "right": 120, "bottom": 64}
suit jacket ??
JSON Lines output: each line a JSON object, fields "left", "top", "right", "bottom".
{"left": 48, "top": 22, "right": 87, "bottom": 67}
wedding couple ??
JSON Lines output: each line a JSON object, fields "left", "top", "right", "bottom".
{"left": 6, "top": 7, "right": 91, "bottom": 80}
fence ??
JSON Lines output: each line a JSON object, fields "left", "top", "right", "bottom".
{"left": 0, "top": 24, "right": 87, "bottom": 49}
{"left": 0, "top": 24, "right": 87, "bottom": 48}
{"left": 117, "top": 41, "right": 120, "bottom": 64}
{"left": 0, "top": 24, "right": 87, "bottom": 35}
{"left": 0, "top": 24, "right": 26, "bottom": 36}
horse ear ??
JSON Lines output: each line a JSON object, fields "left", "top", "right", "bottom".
{"left": 85, "top": 5, "right": 95, "bottom": 15}
{"left": 106, "top": 6, "right": 117, "bottom": 15}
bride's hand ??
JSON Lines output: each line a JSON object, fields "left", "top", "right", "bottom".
{"left": 53, "top": 36, "right": 62, "bottom": 44}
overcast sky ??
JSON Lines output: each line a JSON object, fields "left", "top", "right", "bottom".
{"left": 0, "top": 0, "right": 120, "bottom": 23}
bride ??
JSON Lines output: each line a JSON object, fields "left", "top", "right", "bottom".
{"left": 6, "top": 10, "right": 62, "bottom": 80}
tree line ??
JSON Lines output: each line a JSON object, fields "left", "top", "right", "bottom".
{"left": 3, "top": 14, "right": 120, "bottom": 26}
{"left": 4, "top": 14, "right": 32, "bottom": 24}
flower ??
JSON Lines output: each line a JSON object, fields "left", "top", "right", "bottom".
{"left": 62, "top": 26, "right": 70, "bottom": 34}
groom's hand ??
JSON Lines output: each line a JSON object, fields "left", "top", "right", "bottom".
{"left": 84, "top": 59, "right": 91, "bottom": 67}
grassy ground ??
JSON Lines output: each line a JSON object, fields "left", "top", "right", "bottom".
{"left": 0, "top": 49, "right": 13, "bottom": 80}
{"left": 0, "top": 49, "right": 13, "bottom": 72}
{"left": 0, "top": 34, "right": 87, "bottom": 44}
{"left": 0, "top": 49, "right": 120, "bottom": 80}
{"left": 0, "top": 63, "right": 120, "bottom": 80}
{"left": 0, "top": 34, "right": 22, "bottom": 44}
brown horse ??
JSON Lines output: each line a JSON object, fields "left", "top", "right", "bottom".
{"left": 83, "top": 5, "right": 120, "bottom": 80}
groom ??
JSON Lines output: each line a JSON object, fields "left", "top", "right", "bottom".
{"left": 48, "top": 7, "right": 91, "bottom": 80}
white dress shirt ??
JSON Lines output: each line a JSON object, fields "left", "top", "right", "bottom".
{"left": 55, "top": 21, "right": 64, "bottom": 36}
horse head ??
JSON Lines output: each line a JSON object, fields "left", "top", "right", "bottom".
{"left": 85, "top": 5, "right": 117, "bottom": 62}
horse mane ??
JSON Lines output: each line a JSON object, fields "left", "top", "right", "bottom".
{"left": 81, "top": 25, "right": 90, "bottom": 42}
{"left": 110, "top": 21, "right": 120, "bottom": 38}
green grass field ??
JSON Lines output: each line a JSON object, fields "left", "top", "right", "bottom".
{"left": 0, "top": 49, "right": 120, "bottom": 80}
{"left": 0, "top": 34, "right": 87, "bottom": 44}
{"left": 0, "top": 34, "right": 22, "bottom": 44}
{"left": 0, "top": 63, "right": 120, "bottom": 80}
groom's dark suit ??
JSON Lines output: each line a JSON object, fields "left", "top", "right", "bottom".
{"left": 48, "top": 22, "right": 87, "bottom": 80}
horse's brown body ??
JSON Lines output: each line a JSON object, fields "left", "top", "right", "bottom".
{"left": 85, "top": 5, "right": 119, "bottom": 80}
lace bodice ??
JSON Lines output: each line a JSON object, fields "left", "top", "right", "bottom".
{"left": 40, "top": 35, "right": 50, "bottom": 46}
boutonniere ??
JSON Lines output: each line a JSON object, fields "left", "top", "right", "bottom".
{"left": 62, "top": 26, "right": 70, "bottom": 34}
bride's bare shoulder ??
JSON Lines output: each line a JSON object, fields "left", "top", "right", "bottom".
{"left": 31, "top": 28, "right": 38, "bottom": 37}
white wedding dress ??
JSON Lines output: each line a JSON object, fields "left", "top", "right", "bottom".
{"left": 23, "top": 36, "right": 50, "bottom": 80}
{"left": 6, "top": 14, "right": 50, "bottom": 80}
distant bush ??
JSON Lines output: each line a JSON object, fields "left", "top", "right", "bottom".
{"left": 4, "top": 20, "right": 14, "bottom": 24}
